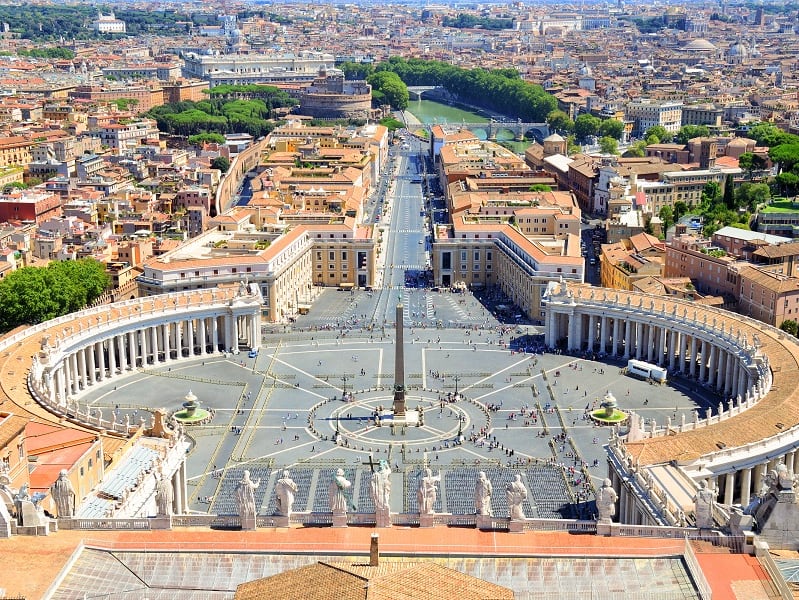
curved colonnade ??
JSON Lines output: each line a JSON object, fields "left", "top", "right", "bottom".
{"left": 543, "top": 281, "right": 799, "bottom": 523}
{"left": 0, "top": 286, "right": 262, "bottom": 437}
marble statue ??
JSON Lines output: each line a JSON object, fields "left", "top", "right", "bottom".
{"left": 155, "top": 470, "right": 173, "bottom": 517}
{"left": 274, "top": 470, "right": 298, "bottom": 517}
{"left": 417, "top": 468, "right": 441, "bottom": 515}
{"left": 234, "top": 470, "right": 260, "bottom": 520}
{"left": 370, "top": 459, "right": 392, "bottom": 526}
{"left": 506, "top": 474, "right": 528, "bottom": 520}
{"left": 596, "top": 478, "right": 618, "bottom": 523}
{"left": 475, "top": 471, "right": 493, "bottom": 516}
{"left": 50, "top": 469, "right": 76, "bottom": 518}
{"left": 693, "top": 480, "right": 715, "bottom": 529}
{"left": 329, "top": 468, "right": 352, "bottom": 514}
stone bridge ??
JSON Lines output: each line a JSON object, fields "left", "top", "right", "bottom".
{"left": 429, "top": 121, "right": 550, "bottom": 142}
{"left": 407, "top": 86, "right": 443, "bottom": 100}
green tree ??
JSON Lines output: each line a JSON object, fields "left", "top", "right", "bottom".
{"left": 546, "top": 109, "right": 573, "bottom": 134}
{"left": 659, "top": 205, "right": 674, "bottom": 230}
{"left": 573, "top": 113, "right": 600, "bottom": 143}
{"left": 599, "top": 136, "right": 618, "bottom": 155}
{"left": 737, "top": 152, "right": 767, "bottom": 178}
{"left": 748, "top": 122, "right": 799, "bottom": 147}
{"left": 623, "top": 140, "right": 647, "bottom": 158}
{"left": 188, "top": 132, "right": 226, "bottom": 146}
{"left": 780, "top": 319, "right": 798, "bottom": 337}
{"left": 673, "top": 201, "right": 688, "bottom": 222}
{"left": 339, "top": 61, "right": 374, "bottom": 80}
{"left": 775, "top": 172, "right": 799, "bottom": 196}
{"left": 0, "top": 258, "right": 108, "bottom": 332}
{"left": 644, "top": 125, "right": 672, "bottom": 143}
{"left": 528, "top": 184, "right": 552, "bottom": 192}
{"left": 735, "top": 182, "right": 770, "bottom": 212}
{"left": 367, "top": 71, "right": 409, "bottom": 110}
{"left": 379, "top": 117, "right": 404, "bottom": 131}
{"left": 769, "top": 144, "right": 799, "bottom": 174}
{"left": 211, "top": 156, "right": 230, "bottom": 173}
{"left": 598, "top": 119, "right": 624, "bottom": 141}
{"left": 723, "top": 174, "right": 735, "bottom": 209}
{"left": 675, "top": 125, "right": 710, "bottom": 144}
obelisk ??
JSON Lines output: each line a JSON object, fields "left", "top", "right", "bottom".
{"left": 392, "top": 302, "right": 406, "bottom": 417}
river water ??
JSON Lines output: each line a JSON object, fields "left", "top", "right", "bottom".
{"left": 404, "top": 99, "right": 531, "bottom": 153}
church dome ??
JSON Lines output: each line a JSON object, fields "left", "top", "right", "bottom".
{"left": 544, "top": 133, "right": 565, "bottom": 143}
{"left": 727, "top": 42, "right": 748, "bottom": 57}
{"left": 683, "top": 38, "right": 717, "bottom": 53}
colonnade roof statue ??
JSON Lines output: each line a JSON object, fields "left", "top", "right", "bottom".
{"left": 543, "top": 282, "right": 794, "bottom": 468}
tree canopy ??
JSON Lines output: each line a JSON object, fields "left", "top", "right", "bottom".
{"left": 367, "top": 71, "right": 409, "bottom": 111}
{"left": 0, "top": 259, "right": 109, "bottom": 332}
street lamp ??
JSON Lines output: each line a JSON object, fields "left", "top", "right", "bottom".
{"left": 453, "top": 374, "right": 461, "bottom": 399}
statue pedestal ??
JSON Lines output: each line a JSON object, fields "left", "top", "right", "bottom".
{"left": 151, "top": 515, "right": 172, "bottom": 530}
{"left": 274, "top": 515, "right": 290, "bottom": 528}
{"left": 240, "top": 516, "right": 257, "bottom": 531}
{"left": 509, "top": 519, "right": 526, "bottom": 533}
{"left": 375, "top": 509, "right": 391, "bottom": 528}
{"left": 476, "top": 515, "right": 493, "bottom": 530}
{"left": 596, "top": 520, "right": 612, "bottom": 536}
{"left": 419, "top": 513, "right": 436, "bottom": 528}
{"left": 332, "top": 512, "right": 348, "bottom": 528}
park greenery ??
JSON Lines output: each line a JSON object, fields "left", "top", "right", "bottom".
{"left": 367, "top": 71, "right": 410, "bottom": 111}
{"left": 147, "top": 88, "right": 297, "bottom": 138}
{"left": 441, "top": 14, "right": 514, "bottom": 29}
{"left": 0, "top": 259, "right": 109, "bottom": 332}
{"left": 0, "top": 5, "right": 215, "bottom": 40}
{"left": 17, "top": 47, "right": 75, "bottom": 59}
{"left": 340, "top": 57, "right": 556, "bottom": 122}
{"left": 188, "top": 133, "right": 226, "bottom": 146}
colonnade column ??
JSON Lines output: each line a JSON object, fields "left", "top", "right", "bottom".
{"left": 724, "top": 471, "right": 736, "bottom": 505}
{"left": 87, "top": 345, "right": 96, "bottom": 385}
{"left": 623, "top": 320, "right": 632, "bottom": 359}
{"left": 198, "top": 318, "right": 207, "bottom": 356}
{"left": 69, "top": 353, "right": 79, "bottom": 394}
{"left": 740, "top": 468, "right": 752, "bottom": 507}
{"left": 97, "top": 341, "right": 105, "bottom": 381}
{"left": 587, "top": 315, "right": 596, "bottom": 351}
{"left": 669, "top": 331, "right": 678, "bottom": 371}
{"left": 162, "top": 322, "right": 171, "bottom": 361}
{"left": 128, "top": 331, "right": 137, "bottom": 370}
{"left": 689, "top": 337, "right": 697, "bottom": 378}
{"left": 251, "top": 314, "right": 260, "bottom": 348}
{"left": 77, "top": 349, "right": 87, "bottom": 390}
{"left": 117, "top": 334, "right": 127, "bottom": 372}
{"left": 678, "top": 333, "right": 688, "bottom": 373}
{"left": 600, "top": 317, "right": 608, "bottom": 354}
{"left": 612, "top": 318, "right": 620, "bottom": 356}
{"left": 187, "top": 319, "right": 195, "bottom": 357}
{"left": 150, "top": 326, "right": 159, "bottom": 364}
{"left": 175, "top": 320, "right": 183, "bottom": 359}
{"left": 635, "top": 322, "right": 643, "bottom": 359}
{"left": 715, "top": 349, "right": 725, "bottom": 391}
{"left": 108, "top": 336, "right": 117, "bottom": 377}
{"left": 699, "top": 340, "right": 708, "bottom": 382}
{"left": 211, "top": 316, "right": 219, "bottom": 353}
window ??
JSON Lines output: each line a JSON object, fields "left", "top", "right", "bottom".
{"left": 461, "top": 251, "right": 467, "bottom": 262}
{"left": 180, "top": 272, "right": 185, "bottom": 278}
{"left": 474, "top": 251, "right": 480, "bottom": 261}
{"left": 487, "top": 251, "right": 492, "bottom": 261}
{"left": 232, "top": 268, "right": 237, "bottom": 274}
{"left": 329, "top": 251, "right": 335, "bottom": 261}
{"left": 316, "top": 251, "right": 322, "bottom": 260}
{"left": 194, "top": 271, "right": 199, "bottom": 276}
{"left": 342, "top": 251, "right": 347, "bottom": 260}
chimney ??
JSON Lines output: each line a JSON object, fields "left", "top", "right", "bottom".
{"left": 369, "top": 533, "right": 379, "bottom": 566}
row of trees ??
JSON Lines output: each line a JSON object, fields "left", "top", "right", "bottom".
{"left": 367, "top": 71, "right": 410, "bottom": 111}
{"left": 340, "top": 57, "right": 556, "bottom": 123}
{"left": 0, "top": 259, "right": 109, "bottom": 333}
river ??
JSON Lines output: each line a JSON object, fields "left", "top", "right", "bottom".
{"left": 403, "top": 99, "right": 531, "bottom": 154}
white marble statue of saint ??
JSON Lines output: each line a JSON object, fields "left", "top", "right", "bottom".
{"left": 329, "top": 468, "right": 351, "bottom": 514}
{"left": 274, "top": 470, "right": 298, "bottom": 517}
{"left": 370, "top": 459, "right": 392, "bottom": 524}
{"left": 595, "top": 478, "right": 618, "bottom": 523}
{"left": 234, "top": 470, "right": 260, "bottom": 520}
{"left": 506, "top": 474, "right": 528, "bottom": 520}
{"left": 50, "top": 469, "right": 76, "bottom": 518}
{"left": 155, "top": 470, "right": 174, "bottom": 517}
{"left": 417, "top": 468, "right": 441, "bottom": 515}
{"left": 475, "top": 470, "right": 493, "bottom": 516}
{"left": 693, "top": 480, "right": 715, "bottom": 529}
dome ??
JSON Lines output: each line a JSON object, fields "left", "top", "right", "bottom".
{"left": 727, "top": 42, "right": 748, "bottom": 57}
{"left": 544, "top": 133, "right": 565, "bottom": 143}
{"left": 578, "top": 63, "right": 593, "bottom": 77}
{"left": 683, "top": 38, "right": 717, "bottom": 52}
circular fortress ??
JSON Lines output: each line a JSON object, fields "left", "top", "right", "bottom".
{"left": 299, "top": 71, "right": 373, "bottom": 120}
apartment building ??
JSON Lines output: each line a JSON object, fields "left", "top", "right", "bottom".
{"left": 431, "top": 221, "right": 583, "bottom": 322}
{"left": 625, "top": 99, "right": 684, "bottom": 136}
{"left": 182, "top": 50, "right": 334, "bottom": 87}
{"left": 137, "top": 218, "right": 375, "bottom": 322}
{"left": 736, "top": 265, "right": 799, "bottom": 327}
{"left": 0, "top": 136, "right": 33, "bottom": 168}
{"left": 664, "top": 234, "right": 741, "bottom": 298}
